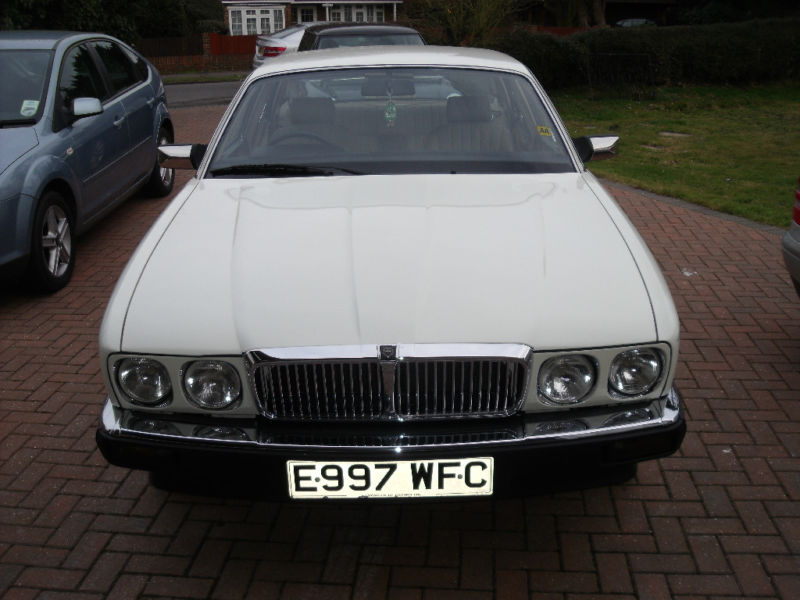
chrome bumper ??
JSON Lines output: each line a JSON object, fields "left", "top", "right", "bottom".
{"left": 99, "top": 387, "right": 682, "bottom": 451}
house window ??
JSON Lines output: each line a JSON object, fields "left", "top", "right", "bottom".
{"left": 335, "top": 5, "right": 383, "bottom": 24}
{"left": 246, "top": 9, "right": 257, "bottom": 34}
{"left": 230, "top": 5, "right": 286, "bottom": 35}
{"left": 273, "top": 8, "right": 284, "bottom": 30}
{"left": 299, "top": 7, "right": 315, "bottom": 22}
{"left": 230, "top": 10, "right": 243, "bottom": 35}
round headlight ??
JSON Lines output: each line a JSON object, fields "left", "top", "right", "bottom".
{"left": 609, "top": 348, "right": 662, "bottom": 396}
{"left": 117, "top": 358, "right": 172, "bottom": 405}
{"left": 538, "top": 355, "right": 595, "bottom": 404}
{"left": 183, "top": 361, "right": 242, "bottom": 410}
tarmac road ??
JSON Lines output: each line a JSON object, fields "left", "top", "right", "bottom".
{"left": 165, "top": 78, "right": 245, "bottom": 107}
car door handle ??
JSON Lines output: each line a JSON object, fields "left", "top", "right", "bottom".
{"left": 113, "top": 115, "right": 126, "bottom": 128}
{"left": 146, "top": 97, "right": 155, "bottom": 107}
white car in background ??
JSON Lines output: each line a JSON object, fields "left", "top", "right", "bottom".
{"left": 252, "top": 22, "right": 322, "bottom": 68}
{"left": 782, "top": 176, "right": 800, "bottom": 297}
{"left": 97, "top": 47, "right": 685, "bottom": 499}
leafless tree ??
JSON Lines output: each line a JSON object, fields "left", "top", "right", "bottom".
{"left": 411, "top": 0, "right": 519, "bottom": 45}
{"left": 544, "top": 0, "right": 607, "bottom": 27}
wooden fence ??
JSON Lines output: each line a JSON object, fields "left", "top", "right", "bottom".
{"left": 208, "top": 33, "right": 258, "bottom": 55}
{"left": 135, "top": 34, "right": 203, "bottom": 58}
{"left": 138, "top": 32, "right": 258, "bottom": 74}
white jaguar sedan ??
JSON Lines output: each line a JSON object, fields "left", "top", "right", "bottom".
{"left": 97, "top": 46, "right": 684, "bottom": 499}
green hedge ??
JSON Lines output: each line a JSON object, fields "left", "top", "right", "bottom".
{"left": 489, "top": 18, "right": 800, "bottom": 89}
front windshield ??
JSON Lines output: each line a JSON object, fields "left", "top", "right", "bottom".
{"left": 0, "top": 50, "right": 52, "bottom": 126}
{"left": 209, "top": 66, "right": 574, "bottom": 176}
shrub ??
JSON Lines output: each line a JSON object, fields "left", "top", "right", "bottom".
{"left": 491, "top": 30, "right": 586, "bottom": 89}
{"left": 195, "top": 20, "right": 228, "bottom": 34}
{"left": 489, "top": 18, "right": 800, "bottom": 89}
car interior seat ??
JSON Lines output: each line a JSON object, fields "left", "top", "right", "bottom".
{"left": 426, "top": 95, "right": 513, "bottom": 154}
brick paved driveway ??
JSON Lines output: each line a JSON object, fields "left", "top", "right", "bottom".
{"left": 1, "top": 104, "right": 799, "bottom": 600}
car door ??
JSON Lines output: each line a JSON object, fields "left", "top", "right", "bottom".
{"left": 55, "top": 42, "right": 131, "bottom": 222}
{"left": 90, "top": 40, "right": 155, "bottom": 184}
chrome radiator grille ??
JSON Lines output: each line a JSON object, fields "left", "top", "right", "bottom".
{"left": 247, "top": 344, "right": 532, "bottom": 421}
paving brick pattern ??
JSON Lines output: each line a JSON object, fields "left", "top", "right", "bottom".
{"left": 1, "top": 104, "right": 798, "bottom": 599}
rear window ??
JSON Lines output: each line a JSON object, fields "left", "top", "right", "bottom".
{"left": 316, "top": 33, "right": 424, "bottom": 49}
{"left": 273, "top": 25, "right": 306, "bottom": 39}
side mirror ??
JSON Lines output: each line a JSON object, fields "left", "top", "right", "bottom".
{"left": 71, "top": 97, "right": 103, "bottom": 121}
{"left": 158, "top": 144, "right": 207, "bottom": 170}
{"left": 573, "top": 136, "right": 593, "bottom": 162}
{"left": 573, "top": 135, "right": 620, "bottom": 162}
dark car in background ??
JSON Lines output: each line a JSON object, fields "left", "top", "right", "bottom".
{"left": 0, "top": 31, "right": 173, "bottom": 292}
{"left": 297, "top": 23, "right": 425, "bottom": 51}
{"left": 615, "top": 18, "right": 657, "bottom": 27}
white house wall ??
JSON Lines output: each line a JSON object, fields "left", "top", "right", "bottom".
{"left": 222, "top": 1, "right": 402, "bottom": 35}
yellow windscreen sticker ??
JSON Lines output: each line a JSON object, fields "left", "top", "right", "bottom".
{"left": 537, "top": 126, "right": 552, "bottom": 137}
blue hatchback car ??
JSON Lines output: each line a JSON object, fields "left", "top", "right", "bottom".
{"left": 0, "top": 31, "right": 173, "bottom": 292}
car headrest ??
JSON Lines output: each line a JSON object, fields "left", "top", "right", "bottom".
{"left": 389, "top": 79, "right": 415, "bottom": 96}
{"left": 446, "top": 96, "right": 492, "bottom": 123}
{"left": 289, "top": 97, "right": 335, "bottom": 124}
{"left": 361, "top": 78, "right": 415, "bottom": 97}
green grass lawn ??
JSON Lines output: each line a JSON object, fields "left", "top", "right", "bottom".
{"left": 552, "top": 83, "right": 800, "bottom": 228}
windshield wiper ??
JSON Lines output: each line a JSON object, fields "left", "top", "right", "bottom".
{"left": 209, "top": 163, "right": 363, "bottom": 177}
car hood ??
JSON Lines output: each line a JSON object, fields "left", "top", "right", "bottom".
{"left": 0, "top": 127, "right": 38, "bottom": 176}
{"left": 121, "top": 173, "right": 657, "bottom": 354}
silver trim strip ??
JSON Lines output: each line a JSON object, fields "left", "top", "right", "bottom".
{"left": 246, "top": 343, "right": 534, "bottom": 362}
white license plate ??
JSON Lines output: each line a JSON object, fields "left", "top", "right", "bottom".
{"left": 287, "top": 457, "right": 493, "bottom": 499}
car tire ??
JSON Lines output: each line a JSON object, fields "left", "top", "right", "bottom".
{"left": 143, "top": 125, "right": 175, "bottom": 197}
{"left": 26, "top": 190, "right": 75, "bottom": 293}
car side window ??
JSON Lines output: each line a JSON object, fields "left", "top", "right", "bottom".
{"left": 91, "top": 41, "right": 142, "bottom": 96}
{"left": 56, "top": 43, "right": 107, "bottom": 130}
{"left": 122, "top": 45, "right": 150, "bottom": 83}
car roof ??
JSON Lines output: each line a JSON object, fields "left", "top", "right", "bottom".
{"left": 306, "top": 23, "right": 421, "bottom": 36}
{"left": 0, "top": 30, "right": 108, "bottom": 50}
{"left": 250, "top": 45, "right": 528, "bottom": 78}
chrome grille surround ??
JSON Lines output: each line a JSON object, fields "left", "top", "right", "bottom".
{"left": 245, "top": 344, "right": 533, "bottom": 421}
